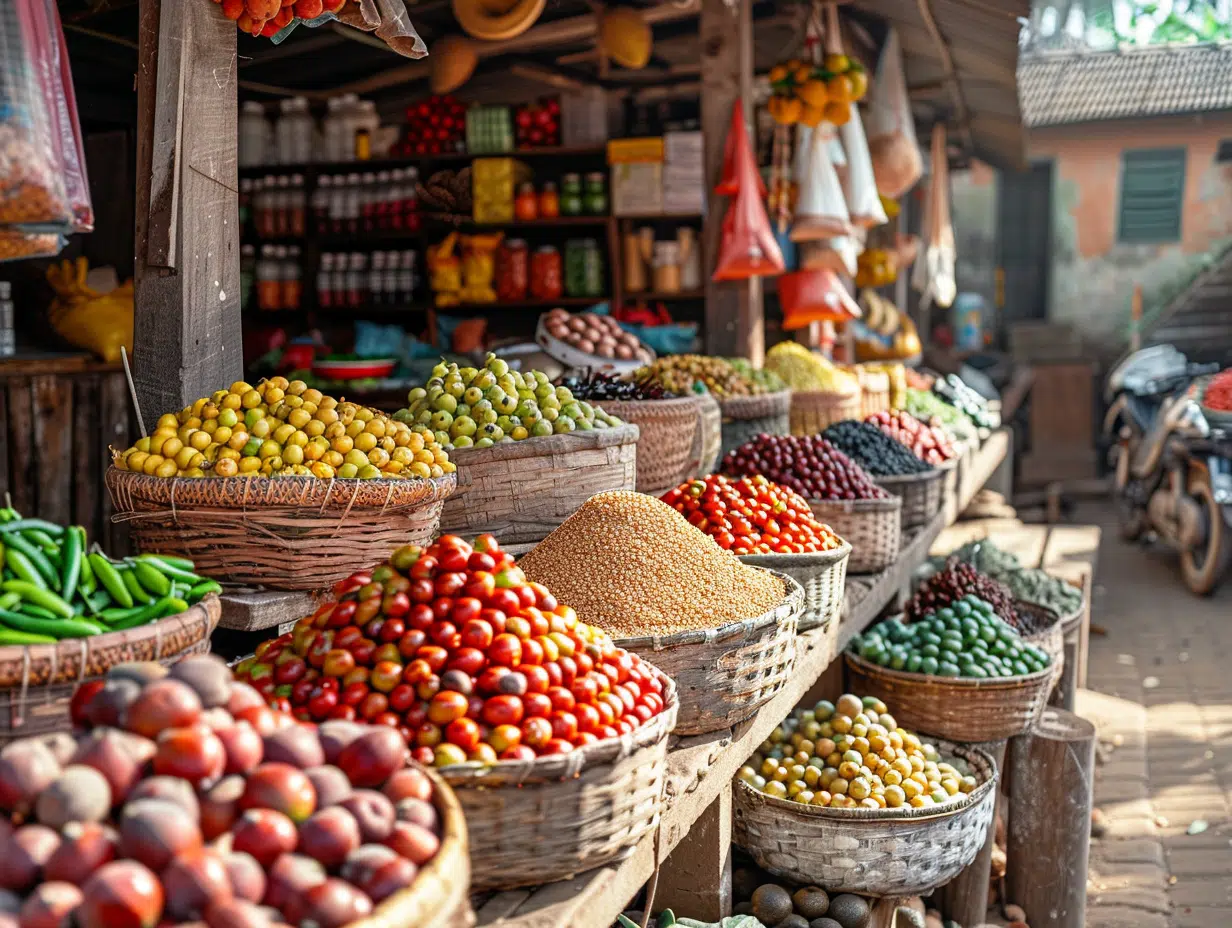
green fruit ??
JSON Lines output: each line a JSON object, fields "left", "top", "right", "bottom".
{"left": 474, "top": 437, "right": 494, "bottom": 448}
{"left": 431, "top": 362, "right": 448, "bottom": 378}
{"left": 534, "top": 384, "right": 553, "bottom": 400}
{"left": 474, "top": 370, "right": 497, "bottom": 389}
{"left": 553, "top": 416, "right": 575, "bottom": 434}
{"left": 446, "top": 380, "right": 465, "bottom": 399}
{"left": 487, "top": 356, "right": 510, "bottom": 377}
{"left": 338, "top": 463, "right": 359, "bottom": 477}
{"left": 463, "top": 387, "right": 483, "bottom": 405}
{"left": 575, "top": 417, "right": 593, "bottom": 430}
{"left": 431, "top": 410, "right": 454, "bottom": 430}
{"left": 480, "top": 424, "right": 505, "bottom": 441}
{"left": 532, "top": 420, "right": 553, "bottom": 437}
{"left": 493, "top": 393, "right": 517, "bottom": 415}
{"left": 542, "top": 406, "right": 559, "bottom": 422}
{"left": 434, "top": 393, "right": 458, "bottom": 413}
{"left": 555, "top": 386, "right": 573, "bottom": 403}
{"left": 459, "top": 367, "right": 478, "bottom": 383}
{"left": 496, "top": 415, "right": 516, "bottom": 432}
{"left": 454, "top": 403, "right": 470, "bottom": 419}
{"left": 451, "top": 416, "right": 477, "bottom": 438}
{"left": 515, "top": 400, "right": 538, "bottom": 419}
{"left": 434, "top": 430, "right": 450, "bottom": 446}
{"left": 453, "top": 435, "right": 473, "bottom": 448}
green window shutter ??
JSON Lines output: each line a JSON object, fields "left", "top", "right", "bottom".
{"left": 1118, "top": 147, "right": 1186, "bottom": 244}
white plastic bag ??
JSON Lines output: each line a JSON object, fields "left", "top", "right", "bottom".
{"left": 791, "top": 125, "right": 850, "bottom": 242}
{"left": 839, "top": 102, "right": 887, "bottom": 227}
{"left": 866, "top": 28, "right": 922, "bottom": 197}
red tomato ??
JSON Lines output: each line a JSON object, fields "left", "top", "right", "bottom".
{"left": 359, "top": 692, "right": 389, "bottom": 720}
{"left": 370, "top": 661, "right": 403, "bottom": 694}
{"left": 523, "top": 693, "right": 552, "bottom": 719}
{"left": 467, "top": 551, "right": 496, "bottom": 572}
{"left": 574, "top": 702, "right": 600, "bottom": 733}
{"left": 431, "top": 597, "right": 453, "bottom": 622}
{"left": 481, "top": 694, "right": 524, "bottom": 727}
{"left": 521, "top": 716, "right": 552, "bottom": 749}
{"left": 429, "top": 621, "right": 458, "bottom": 647}
{"left": 333, "top": 626, "right": 363, "bottom": 649}
{"left": 416, "top": 645, "right": 448, "bottom": 673}
{"left": 409, "top": 555, "right": 437, "bottom": 580}
{"left": 445, "top": 717, "right": 481, "bottom": 753}
{"left": 415, "top": 676, "right": 441, "bottom": 701}
{"left": 322, "top": 649, "right": 356, "bottom": 678}
{"left": 488, "top": 634, "right": 522, "bottom": 668}
{"left": 383, "top": 591, "right": 411, "bottom": 618}
{"left": 412, "top": 746, "right": 435, "bottom": 766}
{"left": 490, "top": 589, "right": 521, "bottom": 615}
{"left": 544, "top": 662, "right": 563, "bottom": 688}
{"left": 460, "top": 619, "right": 494, "bottom": 650}
{"left": 463, "top": 572, "right": 495, "bottom": 601}
{"left": 402, "top": 659, "right": 432, "bottom": 685}
{"left": 547, "top": 686, "right": 575, "bottom": 713}
{"left": 631, "top": 704, "right": 653, "bottom": 723}
{"left": 328, "top": 705, "right": 357, "bottom": 721}
{"left": 522, "top": 664, "right": 550, "bottom": 695}
{"left": 378, "top": 618, "right": 405, "bottom": 643}
{"left": 500, "top": 745, "right": 536, "bottom": 761}
{"left": 403, "top": 702, "right": 428, "bottom": 730}
{"left": 434, "top": 572, "right": 467, "bottom": 598}
{"left": 480, "top": 608, "right": 507, "bottom": 633}
{"left": 557, "top": 655, "right": 578, "bottom": 687}
{"left": 446, "top": 647, "right": 486, "bottom": 677}
{"left": 476, "top": 666, "right": 509, "bottom": 695}
{"left": 388, "top": 683, "right": 416, "bottom": 713}
{"left": 410, "top": 579, "right": 434, "bottom": 604}
{"left": 398, "top": 629, "right": 428, "bottom": 659}
{"left": 520, "top": 638, "right": 544, "bottom": 666}
{"left": 415, "top": 722, "right": 442, "bottom": 748}
{"left": 308, "top": 689, "right": 338, "bottom": 720}
{"left": 408, "top": 604, "right": 434, "bottom": 632}
{"left": 571, "top": 676, "right": 598, "bottom": 705}
{"left": 549, "top": 711, "right": 578, "bottom": 741}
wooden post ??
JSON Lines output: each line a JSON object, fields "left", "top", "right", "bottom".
{"left": 1129, "top": 283, "right": 1143, "bottom": 352}
{"left": 701, "top": 0, "right": 760, "bottom": 359}
{"left": 653, "top": 781, "right": 732, "bottom": 921}
{"left": 133, "top": 0, "right": 242, "bottom": 431}
{"left": 935, "top": 740, "right": 1007, "bottom": 928}
{"left": 1006, "top": 709, "right": 1095, "bottom": 928}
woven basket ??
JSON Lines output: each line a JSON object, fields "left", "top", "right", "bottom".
{"left": 439, "top": 425, "right": 639, "bottom": 545}
{"left": 614, "top": 570, "right": 803, "bottom": 735}
{"left": 738, "top": 542, "right": 850, "bottom": 634}
{"left": 790, "top": 389, "right": 862, "bottom": 436}
{"left": 0, "top": 595, "right": 221, "bottom": 745}
{"left": 844, "top": 650, "right": 1055, "bottom": 742}
{"left": 734, "top": 741, "right": 998, "bottom": 896}
{"left": 689, "top": 392, "right": 723, "bottom": 475}
{"left": 859, "top": 372, "right": 891, "bottom": 418}
{"left": 351, "top": 764, "right": 474, "bottom": 928}
{"left": 875, "top": 467, "right": 945, "bottom": 529}
{"left": 1017, "top": 600, "right": 1065, "bottom": 668}
{"left": 719, "top": 391, "right": 792, "bottom": 461}
{"left": 806, "top": 496, "right": 901, "bottom": 574}
{"left": 105, "top": 469, "right": 455, "bottom": 591}
{"left": 592, "top": 397, "right": 701, "bottom": 497}
{"left": 441, "top": 670, "right": 678, "bottom": 891}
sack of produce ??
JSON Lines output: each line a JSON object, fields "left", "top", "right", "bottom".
{"left": 45, "top": 259, "right": 133, "bottom": 363}
{"left": 865, "top": 28, "right": 922, "bottom": 198}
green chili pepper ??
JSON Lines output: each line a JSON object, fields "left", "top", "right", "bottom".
{"left": 60, "top": 526, "right": 82, "bottom": 606}
{"left": 84, "top": 589, "right": 111, "bottom": 616}
{"left": 19, "top": 604, "right": 58, "bottom": 620}
{"left": 121, "top": 569, "right": 152, "bottom": 604}
{"left": 0, "top": 520, "right": 65, "bottom": 537}
{"left": 0, "top": 609, "right": 101, "bottom": 638}
{"left": 135, "top": 555, "right": 203, "bottom": 584}
{"left": 22, "top": 529, "right": 59, "bottom": 551}
{"left": 137, "top": 553, "right": 196, "bottom": 572}
{"left": 0, "top": 592, "right": 20, "bottom": 611}
{"left": 78, "top": 531, "right": 96, "bottom": 594}
{"left": 89, "top": 554, "right": 132, "bottom": 608}
{"left": 0, "top": 540, "right": 5, "bottom": 573}
{"left": 105, "top": 596, "right": 181, "bottom": 631}
{"left": 130, "top": 560, "right": 171, "bottom": 597}
{"left": 0, "top": 581, "right": 75, "bottom": 619}
{"left": 188, "top": 579, "right": 223, "bottom": 600}
{"left": 3, "top": 535, "right": 58, "bottom": 589}
{"left": 99, "top": 603, "right": 151, "bottom": 623}
{"left": 0, "top": 629, "right": 57, "bottom": 645}
{"left": 4, "top": 549, "right": 45, "bottom": 589}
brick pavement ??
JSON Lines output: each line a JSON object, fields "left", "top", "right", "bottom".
{"left": 1079, "top": 506, "right": 1232, "bottom": 928}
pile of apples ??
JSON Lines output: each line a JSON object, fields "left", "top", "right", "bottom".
{"left": 864, "top": 409, "right": 958, "bottom": 466}
{"left": 234, "top": 534, "right": 670, "bottom": 768}
{"left": 515, "top": 98, "right": 560, "bottom": 149}
{"left": 397, "top": 96, "right": 466, "bottom": 157}
{"left": 213, "top": 0, "right": 346, "bottom": 39}
{"left": 0, "top": 654, "right": 444, "bottom": 928}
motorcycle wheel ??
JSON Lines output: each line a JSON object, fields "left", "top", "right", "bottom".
{"left": 1181, "top": 475, "right": 1232, "bottom": 596}
{"left": 1115, "top": 449, "right": 1146, "bottom": 541}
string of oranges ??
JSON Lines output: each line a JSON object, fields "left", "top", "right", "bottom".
{"left": 766, "top": 54, "right": 868, "bottom": 128}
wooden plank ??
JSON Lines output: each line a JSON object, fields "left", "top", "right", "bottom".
{"left": 31, "top": 375, "right": 74, "bottom": 527}
{"left": 145, "top": 0, "right": 187, "bottom": 269}
{"left": 133, "top": 0, "right": 242, "bottom": 432}
{"left": 72, "top": 374, "right": 101, "bottom": 538}
{"left": 5, "top": 378, "right": 35, "bottom": 515}
{"left": 653, "top": 783, "right": 733, "bottom": 920}
{"left": 99, "top": 372, "right": 133, "bottom": 553}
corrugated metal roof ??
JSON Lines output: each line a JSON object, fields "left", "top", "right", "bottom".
{"left": 1020, "top": 43, "right": 1232, "bottom": 128}
{"left": 853, "top": 0, "right": 1029, "bottom": 170}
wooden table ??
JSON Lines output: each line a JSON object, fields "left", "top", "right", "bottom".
{"left": 472, "top": 433, "right": 1011, "bottom": 926}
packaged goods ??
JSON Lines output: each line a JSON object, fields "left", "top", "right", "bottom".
{"left": 519, "top": 491, "right": 786, "bottom": 637}
{"left": 737, "top": 693, "right": 978, "bottom": 809}
{"left": 235, "top": 533, "right": 669, "bottom": 765}
{"left": 661, "top": 474, "right": 843, "bottom": 555}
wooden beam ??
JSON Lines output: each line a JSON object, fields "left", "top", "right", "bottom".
{"left": 913, "top": 0, "right": 977, "bottom": 156}
{"left": 133, "top": 0, "right": 243, "bottom": 430}
{"left": 333, "top": 0, "right": 702, "bottom": 95}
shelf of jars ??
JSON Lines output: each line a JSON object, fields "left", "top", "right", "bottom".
{"left": 237, "top": 145, "right": 612, "bottom": 179}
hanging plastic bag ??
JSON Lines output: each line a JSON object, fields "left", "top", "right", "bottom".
{"left": 780, "top": 267, "right": 861, "bottom": 331}
{"left": 912, "top": 124, "right": 956, "bottom": 310}
{"left": 301, "top": 0, "right": 426, "bottom": 57}
{"left": 46, "top": 258, "right": 134, "bottom": 363}
{"left": 39, "top": 0, "right": 93, "bottom": 231}
{"left": 866, "top": 28, "right": 922, "bottom": 198}
{"left": 713, "top": 100, "right": 783, "bottom": 281}
{"left": 0, "top": 228, "right": 62, "bottom": 262}
{"left": 839, "top": 103, "right": 887, "bottom": 227}
{"left": 791, "top": 125, "right": 850, "bottom": 242}
{"left": 716, "top": 106, "right": 766, "bottom": 198}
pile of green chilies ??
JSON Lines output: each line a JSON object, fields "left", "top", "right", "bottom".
{"left": 0, "top": 508, "right": 221, "bottom": 645}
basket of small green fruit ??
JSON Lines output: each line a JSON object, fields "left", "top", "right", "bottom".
{"left": 844, "top": 594, "right": 1057, "bottom": 742}
{"left": 395, "top": 354, "right": 639, "bottom": 545}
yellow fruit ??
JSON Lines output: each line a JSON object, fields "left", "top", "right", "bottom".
{"left": 214, "top": 457, "right": 238, "bottom": 477}
{"left": 600, "top": 6, "right": 651, "bottom": 69}
{"left": 239, "top": 457, "right": 262, "bottom": 474}
{"left": 825, "top": 53, "right": 849, "bottom": 73}
{"left": 797, "top": 79, "right": 828, "bottom": 108}
{"left": 157, "top": 413, "right": 179, "bottom": 430}
{"left": 849, "top": 68, "right": 868, "bottom": 101}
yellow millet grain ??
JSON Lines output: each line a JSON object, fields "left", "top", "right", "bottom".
{"left": 520, "top": 490, "right": 786, "bottom": 637}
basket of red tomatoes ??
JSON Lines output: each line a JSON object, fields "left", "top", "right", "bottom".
{"left": 661, "top": 475, "right": 851, "bottom": 634}
{"left": 234, "top": 533, "right": 678, "bottom": 892}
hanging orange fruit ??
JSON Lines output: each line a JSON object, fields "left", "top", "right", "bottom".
{"left": 769, "top": 64, "right": 789, "bottom": 83}
{"left": 848, "top": 67, "right": 869, "bottom": 101}
{"left": 824, "top": 100, "right": 852, "bottom": 126}
{"left": 794, "top": 65, "right": 814, "bottom": 84}
{"left": 825, "top": 53, "right": 850, "bottom": 73}
{"left": 826, "top": 73, "right": 854, "bottom": 105}
{"left": 800, "top": 104, "right": 825, "bottom": 128}
{"left": 798, "top": 79, "right": 829, "bottom": 108}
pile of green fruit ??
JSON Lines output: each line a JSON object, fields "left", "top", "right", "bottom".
{"left": 0, "top": 509, "right": 221, "bottom": 642}
{"left": 394, "top": 353, "right": 623, "bottom": 450}
{"left": 853, "top": 595, "right": 1052, "bottom": 679}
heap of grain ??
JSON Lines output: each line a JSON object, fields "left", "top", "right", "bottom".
{"left": 520, "top": 490, "right": 785, "bottom": 637}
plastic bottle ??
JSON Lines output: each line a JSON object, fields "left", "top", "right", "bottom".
{"left": 345, "top": 172, "right": 362, "bottom": 234}
{"left": 329, "top": 175, "right": 347, "bottom": 234}
{"left": 276, "top": 97, "right": 314, "bottom": 164}
{"left": 312, "top": 175, "right": 332, "bottom": 233}
{"left": 404, "top": 167, "right": 420, "bottom": 232}
{"left": 360, "top": 172, "right": 378, "bottom": 232}
{"left": 375, "top": 170, "right": 392, "bottom": 229}
{"left": 323, "top": 97, "right": 345, "bottom": 162}
{"left": 274, "top": 175, "right": 290, "bottom": 235}
{"left": 289, "top": 174, "right": 306, "bottom": 236}
{"left": 318, "top": 252, "right": 334, "bottom": 308}
{"left": 257, "top": 245, "right": 280, "bottom": 310}
{"left": 239, "top": 101, "right": 270, "bottom": 167}
{"left": 369, "top": 251, "right": 386, "bottom": 304}
{"left": 384, "top": 251, "right": 401, "bottom": 303}
{"left": 283, "top": 245, "right": 302, "bottom": 310}
{"left": 347, "top": 252, "right": 367, "bottom": 307}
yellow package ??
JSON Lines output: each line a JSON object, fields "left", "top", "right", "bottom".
{"left": 46, "top": 258, "right": 133, "bottom": 363}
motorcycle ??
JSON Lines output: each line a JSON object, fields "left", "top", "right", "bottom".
{"left": 1103, "top": 345, "right": 1232, "bottom": 595}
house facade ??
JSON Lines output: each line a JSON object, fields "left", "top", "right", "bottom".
{"left": 952, "top": 42, "right": 1232, "bottom": 355}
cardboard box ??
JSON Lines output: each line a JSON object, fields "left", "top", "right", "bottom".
{"left": 612, "top": 162, "right": 663, "bottom": 216}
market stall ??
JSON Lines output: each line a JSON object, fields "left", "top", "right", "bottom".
{"left": 0, "top": 1, "right": 1102, "bottom": 927}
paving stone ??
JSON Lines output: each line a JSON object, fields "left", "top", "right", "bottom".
{"left": 1086, "top": 906, "right": 1171, "bottom": 928}
{"left": 1097, "top": 838, "right": 1168, "bottom": 866}
{"left": 1090, "top": 885, "right": 1173, "bottom": 914}
{"left": 1172, "top": 907, "right": 1232, "bottom": 928}
{"left": 1169, "top": 880, "right": 1232, "bottom": 908}
{"left": 1165, "top": 848, "right": 1232, "bottom": 876}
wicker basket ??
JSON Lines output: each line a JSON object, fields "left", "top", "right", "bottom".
{"left": 439, "top": 425, "right": 639, "bottom": 545}
{"left": 0, "top": 595, "right": 221, "bottom": 745}
{"left": 739, "top": 542, "right": 850, "bottom": 634}
{"left": 875, "top": 467, "right": 945, "bottom": 529}
{"left": 441, "top": 670, "right": 678, "bottom": 891}
{"left": 859, "top": 371, "right": 891, "bottom": 418}
{"left": 594, "top": 397, "right": 701, "bottom": 497}
{"left": 689, "top": 392, "right": 723, "bottom": 475}
{"left": 614, "top": 570, "right": 803, "bottom": 735}
{"left": 719, "top": 391, "right": 792, "bottom": 460}
{"left": 790, "top": 389, "right": 862, "bottom": 436}
{"left": 1017, "top": 600, "right": 1065, "bottom": 669}
{"left": 352, "top": 764, "right": 474, "bottom": 928}
{"left": 106, "top": 469, "right": 455, "bottom": 591}
{"left": 734, "top": 741, "right": 998, "bottom": 896}
{"left": 806, "top": 496, "right": 901, "bottom": 574}
{"left": 844, "top": 650, "right": 1056, "bottom": 742}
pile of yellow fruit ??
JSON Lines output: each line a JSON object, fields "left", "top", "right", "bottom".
{"left": 766, "top": 54, "right": 868, "bottom": 128}
{"left": 112, "top": 377, "right": 454, "bottom": 480}
{"left": 766, "top": 341, "right": 859, "bottom": 394}
{"left": 738, "top": 694, "right": 979, "bottom": 810}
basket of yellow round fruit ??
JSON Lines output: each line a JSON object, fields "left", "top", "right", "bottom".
{"left": 105, "top": 376, "right": 456, "bottom": 590}
{"left": 394, "top": 354, "right": 639, "bottom": 545}
{"left": 732, "top": 693, "right": 997, "bottom": 897}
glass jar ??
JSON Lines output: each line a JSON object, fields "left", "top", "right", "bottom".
{"left": 530, "top": 246, "right": 563, "bottom": 301}
{"left": 282, "top": 245, "right": 302, "bottom": 310}
{"left": 317, "top": 252, "right": 335, "bottom": 308}
{"left": 239, "top": 101, "right": 270, "bottom": 168}
{"left": 256, "top": 245, "right": 282, "bottom": 311}
{"left": 496, "top": 239, "right": 529, "bottom": 302}
{"left": 560, "top": 173, "right": 583, "bottom": 216}
{"left": 583, "top": 172, "right": 608, "bottom": 215}
{"left": 514, "top": 183, "right": 538, "bottom": 221}
{"left": 538, "top": 182, "right": 559, "bottom": 219}
{"left": 581, "top": 238, "right": 605, "bottom": 297}
{"left": 564, "top": 239, "right": 585, "bottom": 297}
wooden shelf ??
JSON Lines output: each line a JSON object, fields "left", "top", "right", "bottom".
{"left": 239, "top": 146, "right": 609, "bottom": 178}
{"left": 471, "top": 432, "right": 1011, "bottom": 927}
{"left": 624, "top": 290, "right": 705, "bottom": 301}
{"left": 424, "top": 214, "right": 613, "bottom": 229}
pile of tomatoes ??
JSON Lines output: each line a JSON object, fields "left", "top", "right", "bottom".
{"left": 396, "top": 96, "right": 466, "bottom": 157}
{"left": 515, "top": 98, "right": 561, "bottom": 148}
{"left": 1203, "top": 368, "right": 1232, "bottom": 412}
{"left": 234, "top": 534, "right": 669, "bottom": 768}
{"left": 660, "top": 474, "right": 844, "bottom": 556}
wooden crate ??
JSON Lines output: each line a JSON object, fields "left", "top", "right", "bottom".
{"left": 1, "top": 356, "right": 135, "bottom": 552}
